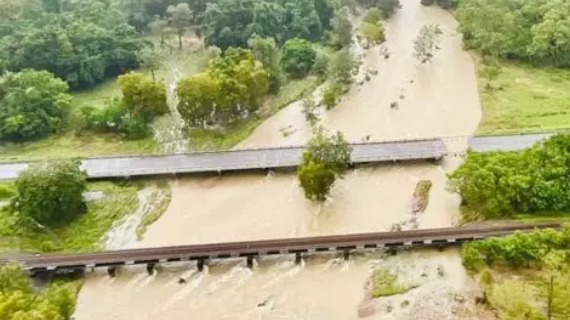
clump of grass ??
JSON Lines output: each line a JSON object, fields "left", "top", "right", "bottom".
{"left": 136, "top": 186, "right": 172, "bottom": 240}
{"left": 371, "top": 268, "right": 414, "bottom": 297}
{"left": 412, "top": 180, "right": 432, "bottom": 213}
{"left": 0, "top": 182, "right": 15, "bottom": 200}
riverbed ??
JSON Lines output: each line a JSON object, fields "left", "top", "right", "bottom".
{"left": 74, "top": 0, "right": 483, "bottom": 318}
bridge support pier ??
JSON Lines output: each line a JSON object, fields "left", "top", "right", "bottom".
{"left": 295, "top": 253, "right": 302, "bottom": 265}
{"left": 197, "top": 259, "right": 206, "bottom": 272}
{"left": 388, "top": 248, "right": 398, "bottom": 256}
{"left": 343, "top": 250, "right": 350, "bottom": 261}
{"left": 246, "top": 256, "right": 255, "bottom": 269}
{"left": 146, "top": 263, "right": 155, "bottom": 275}
{"left": 107, "top": 266, "right": 117, "bottom": 278}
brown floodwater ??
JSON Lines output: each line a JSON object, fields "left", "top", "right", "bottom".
{"left": 74, "top": 0, "right": 483, "bottom": 319}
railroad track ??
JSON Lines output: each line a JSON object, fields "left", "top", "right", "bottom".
{"left": 2, "top": 222, "right": 559, "bottom": 276}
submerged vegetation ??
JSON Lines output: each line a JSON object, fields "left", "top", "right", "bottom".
{"left": 371, "top": 268, "right": 414, "bottom": 297}
{"left": 297, "top": 127, "right": 352, "bottom": 202}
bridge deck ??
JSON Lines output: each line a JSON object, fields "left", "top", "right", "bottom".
{"left": 0, "top": 139, "right": 446, "bottom": 180}
{"left": 2, "top": 223, "right": 558, "bottom": 274}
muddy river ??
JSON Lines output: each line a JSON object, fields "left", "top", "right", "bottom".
{"left": 74, "top": 0, "right": 482, "bottom": 319}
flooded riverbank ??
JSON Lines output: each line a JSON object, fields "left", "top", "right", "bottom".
{"left": 74, "top": 0, "right": 483, "bottom": 318}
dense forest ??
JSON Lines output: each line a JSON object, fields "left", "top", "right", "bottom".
{"left": 456, "top": 0, "right": 570, "bottom": 67}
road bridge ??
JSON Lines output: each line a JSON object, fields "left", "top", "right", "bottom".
{"left": 0, "top": 133, "right": 554, "bottom": 180}
{"left": 1, "top": 223, "right": 558, "bottom": 276}
{"left": 0, "top": 139, "right": 446, "bottom": 180}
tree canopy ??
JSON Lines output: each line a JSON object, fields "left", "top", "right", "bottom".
{"left": 12, "top": 160, "right": 87, "bottom": 227}
{"left": 281, "top": 38, "right": 317, "bottom": 78}
{"left": 177, "top": 48, "right": 269, "bottom": 127}
{"left": 0, "top": 70, "right": 72, "bottom": 142}
{"left": 456, "top": 0, "right": 570, "bottom": 67}
{"left": 0, "top": 0, "right": 145, "bottom": 88}
{"left": 448, "top": 134, "right": 570, "bottom": 220}
{"left": 202, "top": 0, "right": 334, "bottom": 49}
{"left": 0, "top": 263, "right": 78, "bottom": 320}
{"left": 118, "top": 71, "right": 169, "bottom": 122}
{"left": 297, "top": 127, "right": 352, "bottom": 201}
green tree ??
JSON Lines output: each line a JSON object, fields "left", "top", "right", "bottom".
{"left": 0, "top": 71, "right": 72, "bottom": 142}
{"left": 0, "top": 263, "right": 78, "bottom": 320}
{"left": 248, "top": 35, "right": 283, "bottom": 93}
{"left": 363, "top": 8, "right": 383, "bottom": 23}
{"left": 302, "top": 96, "right": 319, "bottom": 125}
{"left": 448, "top": 134, "right": 570, "bottom": 220}
{"left": 176, "top": 73, "right": 219, "bottom": 127}
{"left": 297, "top": 127, "right": 352, "bottom": 202}
{"left": 413, "top": 24, "right": 443, "bottom": 63}
{"left": 0, "top": 2, "right": 144, "bottom": 88}
{"left": 281, "top": 38, "right": 317, "bottom": 78}
{"left": 331, "top": 6, "right": 352, "bottom": 48}
{"left": 357, "top": 0, "right": 401, "bottom": 18}
{"left": 177, "top": 48, "right": 269, "bottom": 126}
{"left": 298, "top": 161, "right": 336, "bottom": 202}
{"left": 329, "top": 48, "right": 358, "bottom": 85}
{"left": 167, "top": 3, "right": 193, "bottom": 49}
{"left": 322, "top": 82, "right": 342, "bottom": 109}
{"left": 148, "top": 16, "right": 172, "bottom": 47}
{"left": 118, "top": 72, "right": 169, "bottom": 122}
{"left": 360, "top": 21, "right": 385, "bottom": 45}
{"left": 12, "top": 160, "right": 87, "bottom": 227}
{"left": 138, "top": 47, "right": 164, "bottom": 81}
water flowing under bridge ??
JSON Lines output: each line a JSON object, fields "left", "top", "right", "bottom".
{"left": 1, "top": 222, "right": 558, "bottom": 276}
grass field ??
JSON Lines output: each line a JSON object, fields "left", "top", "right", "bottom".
{"left": 0, "top": 182, "right": 140, "bottom": 253}
{"left": 477, "top": 61, "right": 570, "bottom": 135}
{"left": 0, "top": 132, "right": 158, "bottom": 163}
{"left": 190, "top": 76, "right": 321, "bottom": 150}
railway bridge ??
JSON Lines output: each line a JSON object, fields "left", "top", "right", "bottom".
{"left": 1, "top": 223, "right": 558, "bottom": 277}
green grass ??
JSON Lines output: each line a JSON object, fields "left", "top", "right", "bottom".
{"left": 0, "top": 182, "right": 15, "bottom": 200}
{"left": 0, "top": 132, "right": 158, "bottom": 163}
{"left": 72, "top": 79, "right": 122, "bottom": 109}
{"left": 269, "top": 76, "right": 321, "bottom": 111}
{"left": 477, "top": 61, "right": 570, "bottom": 135}
{"left": 135, "top": 184, "right": 172, "bottom": 240}
{"left": 371, "top": 268, "right": 414, "bottom": 298}
{"left": 190, "top": 76, "right": 321, "bottom": 151}
{"left": 514, "top": 212, "right": 570, "bottom": 224}
{"left": 0, "top": 182, "right": 139, "bottom": 253}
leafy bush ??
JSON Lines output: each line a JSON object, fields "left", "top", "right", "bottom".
{"left": 461, "top": 226, "right": 570, "bottom": 271}
{"left": 322, "top": 83, "right": 343, "bottom": 109}
{"left": 0, "top": 263, "right": 79, "bottom": 319}
{"left": 281, "top": 39, "right": 317, "bottom": 78}
{"left": 0, "top": 184, "right": 15, "bottom": 200}
{"left": 456, "top": 0, "right": 570, "bottom": 67}
{"left": 448, "top": 134, "right": 570, "bottom": 220}
{"left": 12, "top": 160, "right": 87, "bottom": 227}
{"left": 0, "top": 71, "right": 72, "bottom": 142}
